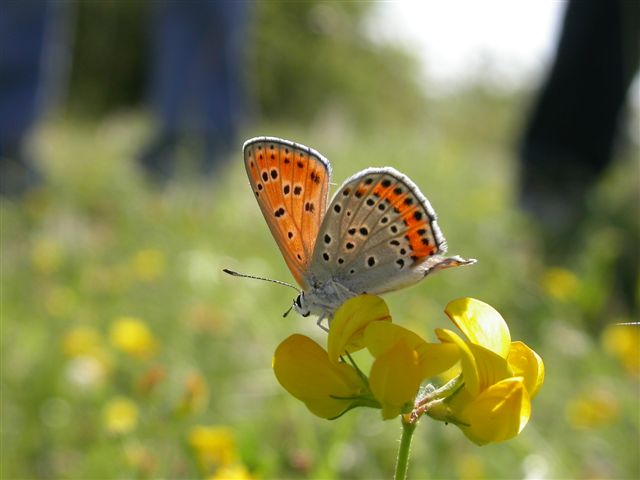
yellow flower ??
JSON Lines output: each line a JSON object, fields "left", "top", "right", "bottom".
{"left": 61, "top": 326, "right": 103, "bottom": 357}
{"left": 541, "top": 267, "right": 578, "bottom": 301}
{"left": 326, "top": 294, "right": 391, "bottom": 363}
{"left": 273, "top": 334, "right": 368, "bottom": 419}
{"left": 109, "top": 316, "right": 157, "bottom": 359}
{"left": 131, "top": 248, "right": 165, "bottom": 282}
{"left": 363, "top": 322, "right": 460, "bottom": 380}
{"left": 208, "top": 464, "right": 254, "bottom": 480}
{"left": 363, "top": 322, "right": 459, "bottom": 419}
{"left": 368, "top": 338, "right": 423, "bottom": 419}
{"left": 271, "top": 293, "right": 543, "bottom": 443}
{"left": 602, "top": 323, "right": 640, "bottom": 375}
{"left": 188, "top": 426, "right": 237, "bottom": 471}
{"left": 429, "top": 298, "right": 544, "bottom": 445}
{"left": 62, "top": 326, "right": 112, "bottom": 389}
{"left": 274, "top": 295, "right": 459, "bottom": 420}
{"left": 103, "top": 397, "right": 139, "bottom": 434}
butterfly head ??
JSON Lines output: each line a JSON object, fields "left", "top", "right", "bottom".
{"left": 293, "top": 292, "right": 311, "bottom": 317}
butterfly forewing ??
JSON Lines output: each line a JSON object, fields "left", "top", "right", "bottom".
{"left": 311, "top": 168, "right": 447, "bottom": 294}
{"left": 244, "top": 137, "right": 331, "bottom": 288}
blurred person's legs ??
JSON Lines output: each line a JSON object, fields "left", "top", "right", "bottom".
{"left": 0, "top": 0, "right": 48, "bottom": 196}
{"left": 519, "top": 0, "right": 639, "bottom": 253}
{"left": 139, "top": 0, "right": 248, "bottom": 183}
{"left": 138, "top": 0, "right": 194, "bottom": 182}
{"left": 198, "top": 0, "right": 248, "bottom": 176}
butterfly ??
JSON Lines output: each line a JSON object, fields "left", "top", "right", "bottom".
{"left": 231, "top": 136, "right": 476, "bottom": 328}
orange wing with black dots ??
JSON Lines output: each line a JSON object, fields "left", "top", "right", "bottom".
{"left": 310, "top": 167, "right": 475, "bottom": 294}
{"left": 244, "top": 137, "right": 331, "bottom": 289}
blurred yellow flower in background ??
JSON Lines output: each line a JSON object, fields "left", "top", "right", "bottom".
{"left": 208, "top": 463, "right": 255, "bottom": 480}
{"left": 109, "top": 316, "right": 157, "bottom": 359}
{"left": 541, "top": 267, "right": 579, "bottom": 301}
{"left": 31, "top": 238, "right": 63, "bottom": 274}
{"left": 602, "top": 324, "right": 640, "bottom": 375}
{"left": 131, "top": 248, "right": 165, "bottom": 282}
{"left": 565, "top": 389, "right": 619, "bottom": 429}
{"left": 188, "top": 426, "right": 237, "bottom": 472}
{"left": 103, "top": 397, "right": 139, "bottom": 434}
{"left": 62, "top": 326, "right": 102, "bottom": 357}
{"left": 62, "top": 326, "right": 112, "bottom": 390}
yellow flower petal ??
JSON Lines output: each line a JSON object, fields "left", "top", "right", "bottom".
{"left": 416, "top": 342, "right": 460, "bottom": 380}
{"left": 327, "top": 295, "right": 391, "bottom": 364}
{"left": 445, "top": 298, "right": 511, "bottom": 358}
{"left": 459, "top": 377, "right": 531, "bottom": 445}
{"left": 273, "top": 334, "right": 363, "bottom": 419}
{"left": 436, "top": 328, "right": 511, "bottom": 396}
{"left": 436, "top": 328, "right": 480, "bottom": 396}
{"left": 468, "top": 342, "right": 512, "bottom": 391}
{"left": 369, "top": 339, "right": 422, "bottom": 419}
{"left": 363, "top": 321, "right": 424, "bottom": 357}
{"left": 364, "top": 322, "right": 459, "bottom": 379}
{"left": 507, "top": 341, "right": 545, "bottom": 398}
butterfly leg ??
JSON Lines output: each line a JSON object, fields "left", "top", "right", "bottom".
{"left": 316, "top": 314, "right": 329, "bottom": 333}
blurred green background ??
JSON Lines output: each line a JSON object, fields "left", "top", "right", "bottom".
{"left": 2, "top": 1, "right": 639, "bottom": 479}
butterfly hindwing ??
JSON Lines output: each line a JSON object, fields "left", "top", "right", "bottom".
{"left": 310, "top": 167, "right": 454, "bottom": 294}
{"left": 244, "top": 137, "right": 331, "bottom": 288}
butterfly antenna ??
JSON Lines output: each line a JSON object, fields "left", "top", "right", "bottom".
{"left": 222, "top": 268, "right": 301, "bottom": 293}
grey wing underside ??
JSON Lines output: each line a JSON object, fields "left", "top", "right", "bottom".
{"left": 307, "top": 167, "right": 475, "bottom": 295}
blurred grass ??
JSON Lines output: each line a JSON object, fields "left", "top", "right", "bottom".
{"left": 1, "top": 91, "right": 639, "bottom": 479}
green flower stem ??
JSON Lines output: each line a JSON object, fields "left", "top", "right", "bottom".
{"left": 394, "top": 416, "right": 417, "bottom": 480}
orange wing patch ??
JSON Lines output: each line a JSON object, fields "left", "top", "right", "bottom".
{"left": 370, "top": 181, "right": 438, "bottom": 262}
{"left": 244, "top": 138, "right": 330, "bottom": 287}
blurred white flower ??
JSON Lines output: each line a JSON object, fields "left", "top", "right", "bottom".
{"left": 66, "top": 356, "right": 107, "bottom": 391}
